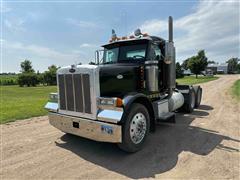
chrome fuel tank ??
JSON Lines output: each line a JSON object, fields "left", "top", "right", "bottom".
{"left": 168, "top": 92, "right": 184, "bottom": 111}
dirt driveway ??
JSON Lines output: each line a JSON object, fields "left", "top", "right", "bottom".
{"left": 1, "top": 75, "right": 239, "bottom": 179}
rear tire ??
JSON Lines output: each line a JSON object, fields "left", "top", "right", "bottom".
{"left": 193, "top": 86, "right": 202, "bottom": 108}
{"left": 118, "top": 103, "right": 150, "bottom": 153}
{"left": 181, "top": 87, "right": 196, "bottom": 113}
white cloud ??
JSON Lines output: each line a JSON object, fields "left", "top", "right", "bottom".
{"left": 80, "top": 43, "right": 98, "bottom": 48}
{"left": 66, "top": 18, "right": 97, "bottom": 28}
{"left": 4, "top": 18, "right": 26, "bottom": 32}
{"left": 3, "top": 40, "right": 91, "bottom": 72}
{"left": 139, "top": 0, "right": 239, "bottom": 62}
{"left": 5, "top": 41, "right": 77, "bottom": 60}
{"left": 4, "top": 11, "right": 45, "bottom": 33}
{"left": 140, "top": 19, "right": 168, "bottom": 35}
{"left": 0, "top": 4, "right": 12, "bottom": 13}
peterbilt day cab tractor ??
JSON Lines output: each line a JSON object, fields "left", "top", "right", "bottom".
{"left": 45, "top": 16, "right": 202, "bottom": 152}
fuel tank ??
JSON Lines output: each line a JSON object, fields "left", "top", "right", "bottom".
{"left": 99, "top": 64, "right": 141, "bottom": 97}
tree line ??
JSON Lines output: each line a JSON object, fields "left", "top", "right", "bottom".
{"left": 176, "top": 50, "right": 240, "bottom": 79}
{"left": 17, "top": 60, "right": 59, "bottom": 87}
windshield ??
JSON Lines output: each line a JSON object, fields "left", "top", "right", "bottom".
{"left": 102, "top": 44, "right": 147, "bottom": 64}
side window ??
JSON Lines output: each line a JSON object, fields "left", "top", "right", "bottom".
{"left": 152, "top": 44, "right": 161, "bottom": 60}
{"left": 103, "top": 48, "right": 119, "bottom": 63}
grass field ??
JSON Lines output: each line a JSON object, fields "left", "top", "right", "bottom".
{"left": 231, "top": 79, "right": 240, "bottom": 101}
{"left": 177, "top": 75, "right": 219, "bottom": 85}
{"left": 0, "top": 85, "right": 57, "bottom": 124}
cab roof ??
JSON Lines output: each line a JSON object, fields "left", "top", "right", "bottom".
{"left": 102, "top": 35, "right": 165, "bottom": 48}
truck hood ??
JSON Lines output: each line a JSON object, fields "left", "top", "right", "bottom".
{"left": 99, "top": 63, "right": 141, "bottom": 98}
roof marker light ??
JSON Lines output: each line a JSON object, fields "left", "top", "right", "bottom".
{"left": 134, "top": 28, "right": 142, "bottom": 36}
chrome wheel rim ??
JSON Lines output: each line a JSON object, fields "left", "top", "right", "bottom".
{"left": 129, "top": 113, "right": 147, "bottom": 144}
{"left": 191, "top": 91, "right": 195, "bottom": 108}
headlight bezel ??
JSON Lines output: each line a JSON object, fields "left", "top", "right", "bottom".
{"left": 98, "top": 97, "right": 123, "bottom": 107}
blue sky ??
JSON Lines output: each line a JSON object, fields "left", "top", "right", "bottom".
{"left": 1, "top": 0, "right": 239, "bottom": 73}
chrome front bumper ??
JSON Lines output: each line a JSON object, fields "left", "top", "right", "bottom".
{"left": 48, "top": 113, "right": 122, "bottom": 143}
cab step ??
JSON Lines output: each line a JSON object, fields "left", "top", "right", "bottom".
{"left": 156, "top": 112, "right": 175, "bottom": 123}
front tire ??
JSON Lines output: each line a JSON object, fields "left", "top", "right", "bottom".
{"left": 118, "top": 103, "right": 150, "bottom": 153}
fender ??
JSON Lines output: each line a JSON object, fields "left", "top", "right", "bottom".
{"left": 121, "top": 93, "right": 155, "bottom": 131}
{"left": 123, "top": 93, "right": 150, "bottom": 110}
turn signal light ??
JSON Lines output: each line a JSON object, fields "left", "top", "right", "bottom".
{"left": 116, "top": 98, "right": 123, "bottom": 107}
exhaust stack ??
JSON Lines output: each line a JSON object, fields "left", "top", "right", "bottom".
{"left": 168, "top": 16, "right": 173, "bottom": 43}
{"left": 163, "top": 16, "right": 176, "bottom": 96}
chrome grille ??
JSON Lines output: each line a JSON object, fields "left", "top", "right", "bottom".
{"left": 58, "top": 74, "right": 91, "bottom": 114}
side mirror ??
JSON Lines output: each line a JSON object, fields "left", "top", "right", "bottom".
{"left": 95, "top": 50, "right": 104, "bottom": 64}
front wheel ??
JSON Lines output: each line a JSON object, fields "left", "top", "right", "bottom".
{"left": 118, "top": 103, "right": 150, "bottom": 153}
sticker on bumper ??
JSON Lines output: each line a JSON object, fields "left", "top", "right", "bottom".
{"left": 101, "top": 125, "right": 113, "bottom": 135}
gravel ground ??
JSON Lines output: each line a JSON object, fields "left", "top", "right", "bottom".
{"left": 1, "top": 75, "right": 239, "bottom": 179}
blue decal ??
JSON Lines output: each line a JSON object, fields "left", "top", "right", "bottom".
{"left": 101, "top": 125, "right": 113, "bottom": 135}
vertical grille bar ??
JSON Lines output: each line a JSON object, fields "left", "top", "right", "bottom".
{"left": 81, "top": 74, "right": 85, "bottom": 112}
{"left": 65, "top": 74, "right": 74, "bottom": 111}
{"left": 82, "top": 74, "right": 91, "bottom": 113}
{"left": 72, "top": 75, "right": 76, "bottom": 111}
{"left": 58, "top": 74, "right": 66, "bottom": 110}
{"left": 73, "top": 74, "right": 84, "bottom": 112}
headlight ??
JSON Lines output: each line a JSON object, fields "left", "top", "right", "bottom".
{"left": 98, "top": 97, "right": 123, "bottom": 107}
{"left": 49, "top": 93, "right": 58, "bottom": 102}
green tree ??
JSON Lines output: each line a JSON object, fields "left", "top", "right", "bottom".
{"left": 18, "top": 60, "right": 39, "bottom": 87}
{"left": 43, "top": 65, "right": 59, "bottom": 85}
{"left": 181, "top": 59, "right": 189, "bottom": 70}
{"left": 227, "top": 58, "right": 239, "bottom": 74}
{"left": 237, "top": 63, "right": 240, "bottom": 74}
{"left": 18, "top": 73, "right": 39, "bottom": 87}
{"left": 176, "top": 62, "right": 184, "bottom": 78}
{"left": 187, "top": 50, "right": 208, "bottom": 78}
{"left": 20, "top": 60, "right": 35, "bottom": 73}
